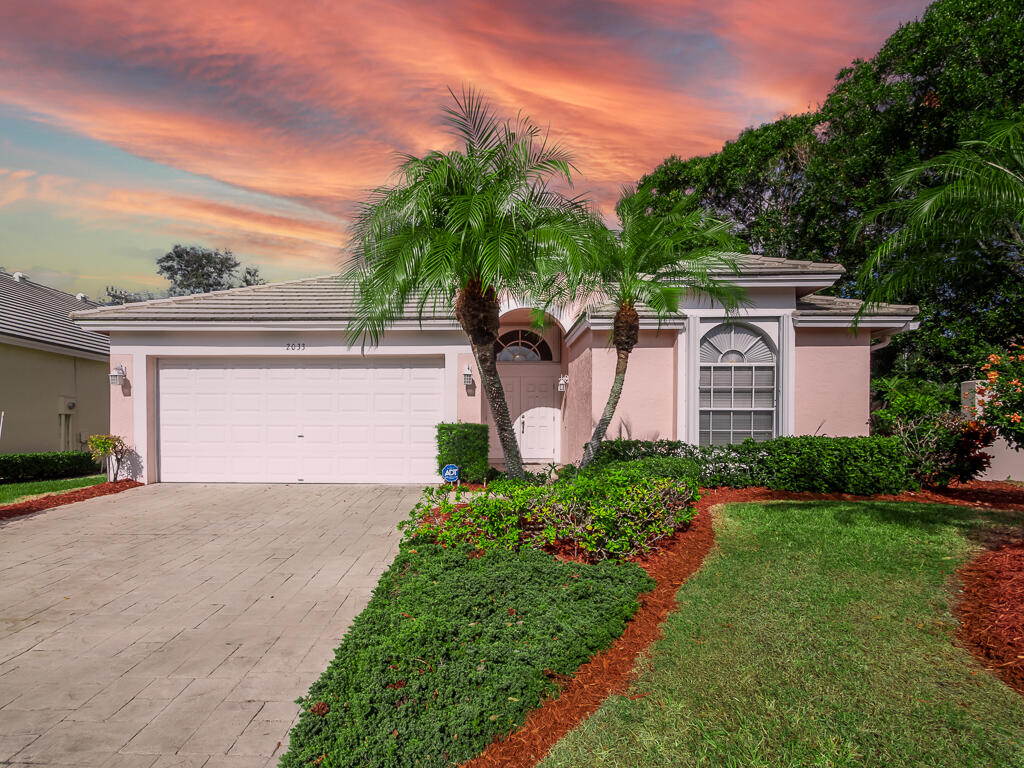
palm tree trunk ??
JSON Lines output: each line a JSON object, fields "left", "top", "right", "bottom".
{"left": 580, "top": 303, "right": 639, "bottom": 468}
{"left": 472, "top": 340, "right": 524, "bottom": 479}
{"left": 580, "top": 347, "right": 631, "bottom": 467}
{"left": 455, "top": 279, "right": 525, "bottom": 479}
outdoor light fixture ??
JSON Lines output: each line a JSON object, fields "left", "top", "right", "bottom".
{"left": 463, "top": 366, "right": 474, "bottom": 388}
{"left": 558, "top": 374, "right": 569, "bottom": 392}
{"left": 109, "top": 364, "right": 127, "bottom": 387}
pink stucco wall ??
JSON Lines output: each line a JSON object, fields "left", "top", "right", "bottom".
{"left": 109, "top": 352, "right": 133, "bottom": 445}
{"left": 560, "top": 329, "right": 677, "bottom": 464}
{"left": 591, "top": 330, "right": 677, "bottom": 442}
{"left": 794, "top": 328, "right": 871, "bottom": 436}
{"left": 562, "top": 332, "right": 594, "bottom": 464}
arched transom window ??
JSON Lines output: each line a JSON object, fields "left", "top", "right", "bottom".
{"left": 495, "top": 330, "right": 553, "bottom": 362}
{"left": 698, "top": 324, "right": 776, "bottom": 445}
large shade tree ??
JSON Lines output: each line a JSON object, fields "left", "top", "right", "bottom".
{"left": 567, "top": 185, "right": 745, "bottom": 467}
{"left": 346, "top": 90, "right": 588, "bottom": 478}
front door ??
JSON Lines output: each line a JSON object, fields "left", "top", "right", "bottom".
{"left": 486, "top": 368, "right": 560, "bottom": 464}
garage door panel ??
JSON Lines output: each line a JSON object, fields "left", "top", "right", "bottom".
{"left": 158, "top": 357, "right": 444, "bottom": 483}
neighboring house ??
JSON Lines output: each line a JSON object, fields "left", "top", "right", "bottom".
{"left": 0, "top": 270, "right": 110, "bottom": 454}
{"left": 72, "top": 255, "right": 918, "bottom": 484}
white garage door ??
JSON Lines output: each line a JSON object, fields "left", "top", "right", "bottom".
{"left": 157, "top": 358, "right": 444, "bottom": 483}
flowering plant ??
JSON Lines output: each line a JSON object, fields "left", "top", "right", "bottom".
{"left": 976, "top": 345, "right": 1024, "bottom": 450}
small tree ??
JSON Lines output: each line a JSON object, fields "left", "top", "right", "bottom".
{"left": 87, "top": 434, "right": 132, "bottom": 481}
{"left": 564, "top": 185, "right": 744, "bottom": 467}
{"left": 347, "top": 89, "right": 589, "bottom": 479}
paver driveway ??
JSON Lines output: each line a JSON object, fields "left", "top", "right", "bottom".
{"left": 0, "top": 483, "right": 420, "bottom": 767}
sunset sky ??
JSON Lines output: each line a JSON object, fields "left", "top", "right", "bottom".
{"left": 0, "top": 0, "right": 930, "bottom": 298}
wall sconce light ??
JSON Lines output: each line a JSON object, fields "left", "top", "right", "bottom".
{"left": 109, "top": 364, "right": 127, "bottom": 387}
{"left": 557, "top": 374, "right": 569, "bottom": 392}
{"left": 463, "top": 366, "right": 475, "bottom": 388}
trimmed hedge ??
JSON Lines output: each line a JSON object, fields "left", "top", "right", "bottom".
{"left": 591, "top": 436, "right": 914, "bottom": 495}
{"left": 280, "top": 540, "right": 653, "bottom": 768}
{"left": 436, "top": 422, "right": 490, "bottom": 484}
{"left": 0, "top": 452, "right": 100, "bottom": 484}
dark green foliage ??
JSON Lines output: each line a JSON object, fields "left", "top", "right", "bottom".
{"left": 405, "top": 465, "right": 700, "bottom": 561}
{"left": 643, "top": 0, "right": 1024, "bottom": 382}
{"left": 435, "top": 423, "right": 490, "bottom": 484}
{"left": 0, "top": 452, "right": 100, "bottom": 484}
{"left": 591, "top": 436, "right": 914, "bottom": 495}
{"left": 156, "top": 244, "right": 263, "bottom": 296}
{"left": 871, "top": 378, "right": 995, "bottom": 486}
{"left": 279, "top": 541, "right": 653, "bottom": 768}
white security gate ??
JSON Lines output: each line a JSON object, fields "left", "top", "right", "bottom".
{"left": 157, "top": 358, "right": 444, "bottom": 483}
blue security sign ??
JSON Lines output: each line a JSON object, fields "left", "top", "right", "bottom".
{"left": 441, "top": 464, "right": 460, "bottom": 483}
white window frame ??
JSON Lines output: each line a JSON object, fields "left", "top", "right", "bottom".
{"left": 697, "top": 323, "right": 778, "bottom": 445}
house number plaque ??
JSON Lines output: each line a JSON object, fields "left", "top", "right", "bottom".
{"left": 285, "top": 342, "right": 306, "bottom": 351}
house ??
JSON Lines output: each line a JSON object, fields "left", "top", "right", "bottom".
{"left": 0, "top": 270, "right": 110, "bottom": 454}
{"left": 71, "top": 255, "right": 918, "bottom": 484}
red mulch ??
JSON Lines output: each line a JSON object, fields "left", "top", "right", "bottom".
{"left": 0, "top": 480, "right": 142, "bottom": 521}
{"left": 460, "top": 481, "right": 1024, "bottom": 768}
{"left": 957, "top": 545, "right": 1024, "bottom": 694}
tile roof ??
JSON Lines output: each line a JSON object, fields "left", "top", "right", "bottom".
{"left": 727, "top": 254, "right": 845, "bottom": 275}
{"left": 71, "top": 275, "right": 456, "bottom": 323}
{"left": 794, "top": 293, "right": 919, "bottom": 317}
{"left": 0, "top": 270, "right": 109, "bottom": 357}
{"left": 72, "top": 255, "right": 847, "bottom": 325}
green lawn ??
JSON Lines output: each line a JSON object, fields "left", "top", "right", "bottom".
{"left": 0, "top": 474, "right": 106, "bottom": 506}
{"left": 541, "top": 500, "right": 1024, "bottom": 768}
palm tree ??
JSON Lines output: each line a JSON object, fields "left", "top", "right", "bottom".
{"left": 346, "top": 89, "right": 588, "bottom": 479}
{"left": 857, "top": 119, "right": 1024, "bottom": 307}
{"left": 568, "top": 185, "right": 745, "bottom": 467}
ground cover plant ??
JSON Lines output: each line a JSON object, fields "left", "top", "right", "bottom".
{"left": 541, "top": 500, "right": 1024, "bottom": 768}
{"left": 404, "top": 464, "right": 700, "bottom": 561}
{"left": 279, "top": 540, "right": 653, "bottom": 768}
{"left": 590, "top": 436, "right": 914, "bottom": 494}
{"left": 0, "top": 474, "right": 106, "bottom": 506}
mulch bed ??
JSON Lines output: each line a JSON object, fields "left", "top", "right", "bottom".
{"left": 460, "top": 481, "right": 1024, "bottom": 768}
{"left": 957, "top": 544, "right": 1024, "bottom": 694}
{"left": 0, "top": 480, "right": 142, "bottom": 521}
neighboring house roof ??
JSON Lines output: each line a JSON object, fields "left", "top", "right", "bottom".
{"left": 0, "top": 270, "right": 109, "bottom": 358}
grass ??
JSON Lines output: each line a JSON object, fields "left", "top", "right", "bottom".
{"left": 541, "top": 500, "right": 1024, "bottom": 768}
{"left": 0, "top": 474, "right": 106, "bottom": 506}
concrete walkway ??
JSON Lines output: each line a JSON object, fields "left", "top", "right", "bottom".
{"left": 0, "top": 483, "right": 420, "bottom": 767}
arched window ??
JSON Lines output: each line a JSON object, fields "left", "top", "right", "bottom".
{"left": 698, "top": 324, "right": 776, "bottom": 445}
{"left": 494, "top": 330, "right": 553, "bottom": 362}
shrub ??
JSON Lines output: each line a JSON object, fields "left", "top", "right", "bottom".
{"left": 436, "top": 423, "right": 490, "bottom": 484}
{"left": 280, "top": 540, "right": 654, "bottom": 768}
{"left": 403, "top": 464, "right": 700, "bottom": 561}
{"left": 976, "top": 345, "right": 1024, "bottom": 450}
{"left": 86, "top": 434, "right": 131, "bottom": 481}
{"left": 872, "top": 378, "right": 995, "bottom": 486}
{"left": 0, "top": 451, "right": 99, "bottom": 484}
{"left": 590, "top": 436, "right": 915, "bottom": 495}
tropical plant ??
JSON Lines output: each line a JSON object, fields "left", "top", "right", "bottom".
{"left": 346, "top": 89, "right": 589, "bottom": 478}
{"left": 568, "top": 185, "right": 744, "bottom": 466}
{"left": 858, "top": 118, "right": 1024, "bottom": 308}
